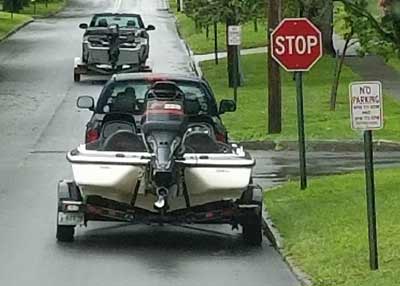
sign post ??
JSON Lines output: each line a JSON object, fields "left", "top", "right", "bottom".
{"left": 214, "top": 21, "right": 218, "bottom": 65}
{"left": 350, "top": 81, "right": 383, "bottom": 271}
{"left": 271, "top": 18, "right": 322, "bottom": 190}
{"left": 295, "top": 71, "right": 307, "bottom": 189}
{"left": 228, "top": 25, "right": 241, "bottom": 103}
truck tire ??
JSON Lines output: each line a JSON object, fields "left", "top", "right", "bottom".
{"left": 56, "top": 225, "right": 75, "bottom": 242}
{"left": 242, "top": 208, "right": 262, "bottom": 246}
{"left": 74, "top": 73, "right": 81, "bottom": 82}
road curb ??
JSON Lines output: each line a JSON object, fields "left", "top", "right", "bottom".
{"left": 0, "top": 19, "right": 34, "bottom": 44}
{"left": 262, "top": 209, "right": 313, "bottom": 286}
{"left": 168, "top": 5, "right": 202, "bottom": 77}
{"left": 241, "top": 139, "right": 400, "bottom": 152}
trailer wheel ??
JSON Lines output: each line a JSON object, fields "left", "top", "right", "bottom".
{"left": 242, "top": 209, "right": 262, "bottom": 246}
{"left": 74, "top": 73, "right": 80, "bottom": 82}
{"left": 56, "top": 225, "right": 75, "bottom": 242}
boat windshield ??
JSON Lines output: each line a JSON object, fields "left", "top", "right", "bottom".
{"left": 97, "top": 80, "right": 217, "bottom": 116}
{"left": 90, "top": 15, "right": 144, "bottom": 29}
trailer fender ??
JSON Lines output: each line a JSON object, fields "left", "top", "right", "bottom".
{"left": 58, "top": 180, "right": 72, "bottom": 201}
{"left": 251, "top": 185, "right": 263, "bottom": 204}
{"left": 74, "top": 57, "right": 83, "bottom": 68}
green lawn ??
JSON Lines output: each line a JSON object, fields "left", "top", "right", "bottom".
{"left": 264, "top": 169, "right": 400, "bottom": 286}
{"left": 20, "top": 0, "right": 66, "bottom": 17}
{"left": 0, "top": 12, "right": 32, "bottom": 39}
{"left": 169, "top": 0, "right": 177, "bottom": 11}
{"left": 173, "top": 10, "right": 266, "bottom": 55}
{"left": 201, "top": 53, "right": 400, "bottom": 141}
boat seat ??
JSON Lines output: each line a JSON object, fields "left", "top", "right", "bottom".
{"left": 111, "top": 89, "right": 137, "bottom": 113}
{"left": 97, "top": 19, "right": 108, "bottom": 27}
{"left": 126, "top": 20, "right": 137, "bottom": 28}
{"left": 102, "top": 130, "right": 146, "bottom": 152}
{"left": 101, "top": 120, "right": 136, "bottom": 140}
{"left": 184, "top": 133, "right": 224, "bottom": 153}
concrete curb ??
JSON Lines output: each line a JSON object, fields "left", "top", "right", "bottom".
{"left": 0, "top": 19, "right": 34, "bottom": 43}
{"left": 168, "top": 5, "right": 202, "bottom": 77}
{"left": 262, "top": 209, "right": 313, "bottom": 286}
{"left": 241, "top": 139, "right": 400, "bottom": 152}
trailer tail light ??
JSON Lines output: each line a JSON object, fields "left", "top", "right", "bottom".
{"left": 215, "top": 132, "right": 226, "bottom": 142}
{"left": 86, "top": 129, "right": 99, "bottom": 143}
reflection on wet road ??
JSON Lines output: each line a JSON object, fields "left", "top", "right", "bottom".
{"left": 252, "top": 150, "right": 400, "bottom": 188}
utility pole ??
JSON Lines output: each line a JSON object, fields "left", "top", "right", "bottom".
{"left": 267, "top": 0, "right": 282, "bottom": 134}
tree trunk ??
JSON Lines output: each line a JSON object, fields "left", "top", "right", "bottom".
{"left": 226, "top": 19, "right": 238, "bottom": 87}
{"left": 330, "top": 31, "right": 353, "bottom": 110}
{"left": 302, "top": 0, "right": 335, "bottom": 55}
{"left": 267, "top": 0, "right": 282, "bottom": 134}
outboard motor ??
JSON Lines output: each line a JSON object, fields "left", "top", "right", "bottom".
{"left": 107, "top": 24, "right": 120, "bottom": 69}
{"left": 141, "top": 81, "right": 187, "bottom": 211}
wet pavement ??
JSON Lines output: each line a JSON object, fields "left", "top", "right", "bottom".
{"left": 0, "top": 1, "right": 299, "bottom": 286}
{"left": 252, "top": 150, "right": 400, "bottom": 188}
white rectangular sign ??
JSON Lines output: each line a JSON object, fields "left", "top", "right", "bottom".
{"left": 228, "top": 25, "right": 241, "bottom": 46}
{"left": 349, "top": 81, "right": 383, "bottom": 131}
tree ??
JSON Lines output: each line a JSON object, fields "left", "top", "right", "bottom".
{"left": 282, "top": 0, "right": 335, "bottom": 54}
{"left": 3, "top": 0, "right": 23, "bottom": 12}
{"left": 184, "top": 0, "right": 266, "bottom": 86}
{"left": 336, "top": 0, "right": 400, "bottom": 60}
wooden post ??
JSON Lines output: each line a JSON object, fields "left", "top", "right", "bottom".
{"left": 267, "top": 0, "right": 282, "bottom": 133}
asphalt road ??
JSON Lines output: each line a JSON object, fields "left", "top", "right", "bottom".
{"left": 0, "top": 1, "right": 299, "bottom": 286}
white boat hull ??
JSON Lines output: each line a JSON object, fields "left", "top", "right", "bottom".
{"left": 72, "top": 164, "right": 146, "bottom": 203}
{"left": 67, "top": 145, "right": 254, "bottom": 211}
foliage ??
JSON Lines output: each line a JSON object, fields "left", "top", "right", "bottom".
{"left": 183, "top": 0, "right": 265, "bottom": 27}
{"left": 175, "top": 12, "right": 266, "bottom": 54}
{"left": 335, "top": 0, "right": 400, "bottom": 61}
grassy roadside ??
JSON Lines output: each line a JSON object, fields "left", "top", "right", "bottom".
{"left": 169, "top": 0, "right": 266, "bottom": 54}
{"left": 0, "top": 0, "right": 66, "bottom": 40}
{"left": 264, "top": 169, "right": 400, "bottom": 286}
{"left": 201, "top": 53, "right": 400, "bottom": 142}
{"left": 20, "top": 0, "right": 66, "bottom": 18}
{"left": 0, "top": 12, "right": 32, "bottom": 39}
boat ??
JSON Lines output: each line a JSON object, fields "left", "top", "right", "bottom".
{"left": 67, "top": 141, "right": 254, "bottom": 211}
{"left": 58, "top": 81, "right": 262, "bottom": 245}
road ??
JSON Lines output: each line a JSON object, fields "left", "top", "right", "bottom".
{"left": 0, "top": 1, "right": 299, "bottom": 286}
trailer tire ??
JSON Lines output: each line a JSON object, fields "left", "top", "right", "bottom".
{"left": 56, "top": 225, "right": 75, "bottom": 242}
{"left": 74, "top": 73, "right": 80, "bottom": 82}
{"left": 242, "top": 209, "right": 262, "bottom": 246}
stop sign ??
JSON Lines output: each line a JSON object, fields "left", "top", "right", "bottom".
{"left": 271, "top": 18, "right": 322, "bottom": 71}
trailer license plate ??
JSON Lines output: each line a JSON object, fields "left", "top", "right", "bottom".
{"left": 58, "top": 212, "right": 84, "bottom": 226}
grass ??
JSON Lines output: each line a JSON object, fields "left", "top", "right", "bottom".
{"left": 201, "top": 53, "right": 400, "bottom": 141}
{"left": 172, "top": 7, "right": 266, "bottom": 54}
{"left": 0, "top": 12, "right": 32, "bottom": 39}
{"left": 169, "top": 0, "right": 177, "bottom": 11}
{"left": 264, "top": 169, "right": 400, "bottom": 286}
{"left": 20, "top": 0, "right": 66, "bottom": 17}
